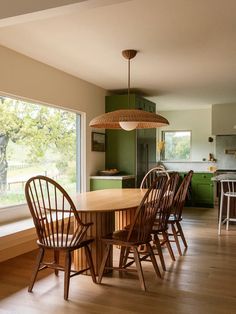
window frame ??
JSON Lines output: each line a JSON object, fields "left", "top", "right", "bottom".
{"left": 161, "top": 130, "right": 192, "bottom": 161}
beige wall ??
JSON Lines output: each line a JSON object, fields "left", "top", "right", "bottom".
{"left": 157, "top": 108, "right": 216, "bottom": 172}
{"left": 0, "top": 45, "right": 106, "bottom": 190}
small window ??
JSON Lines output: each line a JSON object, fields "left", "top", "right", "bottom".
{"left": 161, "top": 131, "right": 191, "bottom": 161}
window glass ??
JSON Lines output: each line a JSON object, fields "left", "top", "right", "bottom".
{"left": 0, "top": 96, "right": 78, "bottom": 208}
{"left": 162, "top": 131, "right": 191, "bottom": 161}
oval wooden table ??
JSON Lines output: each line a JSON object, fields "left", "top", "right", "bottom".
{"left": 73, "top": 188, "right": 146, "bottom": 275}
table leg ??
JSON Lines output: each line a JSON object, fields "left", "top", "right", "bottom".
{"left": 74, "top": 211, "right": 115, "bottom": 275}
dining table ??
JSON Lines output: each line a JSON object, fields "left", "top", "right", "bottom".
{"left": 73, "top": 188, "right": 147, "bottom": 275}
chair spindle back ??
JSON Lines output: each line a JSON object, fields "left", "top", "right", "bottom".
{"left": 25, "top": 176, "right": 89, "bottom": 248}
{"left": 171, "top": 170, "right": 193, "bottom": 220}
{"left": 128, "top": 175, "right": 168, "bottom": 243}
{"left": 140, "top": 167, "right": 170, "bottom": 189}
{"left": 155, "top": 172, "right": 179, "bottom": 231}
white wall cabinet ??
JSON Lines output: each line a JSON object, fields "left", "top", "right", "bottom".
{"left": 212, "top": 103, "right": 236, "bottom": 135}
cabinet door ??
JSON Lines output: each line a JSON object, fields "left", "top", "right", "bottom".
{"left": 191, "top": 173, "right": 213, "bottom": 207}
{"left": 90, "top": 179, "right": 122, "bottom": 191}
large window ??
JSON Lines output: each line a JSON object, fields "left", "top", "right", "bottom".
{"left": 161, "top": 131, "right": 191, "bottom": 161}
{"left": 0, "top": 96, "right": 79, "bottom": 208}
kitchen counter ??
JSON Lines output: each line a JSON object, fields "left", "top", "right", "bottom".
{"left": 211, "top": 173, "right": 236, "bottom": 181}
{"left": 90, "top": 175, "right": 135, "bottom": 191}
{"left": 90, "top": 175, "right": 135, "bottom": 180}
{"left": 212, "top": 172, "right": 236, "bottom": 219}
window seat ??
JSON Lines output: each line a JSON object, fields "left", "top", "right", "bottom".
{"left": 0, "top": 218, "right": 37, "bottom": 262}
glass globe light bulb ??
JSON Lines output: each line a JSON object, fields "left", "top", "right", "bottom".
{"left": 119, "top": 121, "right": 138, "bottom": 131}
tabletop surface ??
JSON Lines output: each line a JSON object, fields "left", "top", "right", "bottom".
{"left": 74, "top": 188, "right": 146, "bottom": 212}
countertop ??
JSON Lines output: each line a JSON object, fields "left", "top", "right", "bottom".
{"left": 212, "top": 173, "right": 236, "bottom": 181}
{"left": 90, "top": 175, "right": 135, "bottom": 180}
{"left": 165, "top": 170, "right": 213, "bottom": 174}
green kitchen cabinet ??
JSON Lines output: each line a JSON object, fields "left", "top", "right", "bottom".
{"left": 191, "top": 173, "right": 214, "bottom": 207}
{"left": 90, "top": 176, "right": 135, "bottom": 191}
{"left": 105, "top": 94, "right": 156, "bottom": 187}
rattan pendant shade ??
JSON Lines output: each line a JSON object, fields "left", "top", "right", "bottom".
{"left": 89, "top": 49, "right": 169, "bottom": 130}
{"left": 89, "top": 109, "right": 169, "bottom": 129}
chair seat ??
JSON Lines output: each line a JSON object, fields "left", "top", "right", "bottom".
{"left": 152, "top": 223, "right": 167, "bottom": 233}
{"left": 37, "top": 235, "right": 94, "bottom": 249}
{"left": 224, "top": 192, "right": 236, "bottom": 198}
{"left": 168, "top": 214, "right": 182, "bottom": 223}
{"left": 101, "top": 229, "right": 152, "bottom": 245}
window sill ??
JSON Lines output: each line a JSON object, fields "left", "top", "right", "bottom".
{"left": 0, "top": 203, "right": 31, "bottom": 225}
{"left": 162, "top": 161, "right": 215, "bottom": 163}
{"left": 0, "top": 217, "right": 34, "bottom": 237}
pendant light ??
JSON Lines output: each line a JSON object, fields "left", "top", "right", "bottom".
{"left": 89, "top": 49, "right": 169, "bottom": 130}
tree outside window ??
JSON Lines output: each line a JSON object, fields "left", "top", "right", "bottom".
{"left": 0, "top": 96, "right": 77, "bottom": 208}
{"left": 161, "top": 131, "right": 191, "bottom": 161}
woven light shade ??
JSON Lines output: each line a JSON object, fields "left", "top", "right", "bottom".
{"left": 89, "top": 49, "right": 169, "bottom": 130}
{"left": 89, "top": 109, "right": 169, "bottom": 129}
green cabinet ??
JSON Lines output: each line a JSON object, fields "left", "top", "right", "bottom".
{"left": 105, "top": 94, "right": 156, "bottom": 187}
{"left": 191, "top": 173, "right": 214, "bottom": 207}
{"left": 90, "top": 176, "right": 135, "bottom": 191}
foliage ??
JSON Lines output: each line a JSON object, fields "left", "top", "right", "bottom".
{"left": 163, "top": 131, "right": 191, "bottom": 160}
{"left": 0, "top": 96, "right": 76, "bottom": 164}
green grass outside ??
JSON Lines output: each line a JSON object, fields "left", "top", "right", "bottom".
{"left": 1, "top": 165, "right": 76, "bottom": 208}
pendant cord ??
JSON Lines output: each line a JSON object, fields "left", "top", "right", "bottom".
{"left": 128, "top": 58, "right": 130, "bottom": 109}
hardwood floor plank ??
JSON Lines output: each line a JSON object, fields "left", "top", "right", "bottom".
{"left": 1, "top": 207, "right": 236, "bottom": 313}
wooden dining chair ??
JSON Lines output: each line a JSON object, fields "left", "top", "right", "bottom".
{"left": 25, "top": 175, "right": 96, "bottom": 300}
{"left": 168, "top": 170, "right": 194, "bottom": 255}
{"left": 98, "top": 175, "right": 168, "bottom": 291}
{"left": 140, "top": 166, "right": 170, "bottom": 189}
{"left": 151, "top": 172, "right": 179, "bottom": 271}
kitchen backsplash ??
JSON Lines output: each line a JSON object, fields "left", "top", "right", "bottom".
{"left": 162, "top": 161, "right": 216, "bottom": 172}
{"left": 216, "top": 135, "right": 236, "bottom": 169}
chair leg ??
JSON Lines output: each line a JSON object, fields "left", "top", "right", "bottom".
{"left": 162, "top": 231, "right": 175, "bottom": 261}
{"left": 28, "top": 247, "right": 44, "bottom": 292}
{"left": 218, "top": 192, "right": 224, "bottom": 235}
{"left": 153, "top": 234, "right": 166, "bottom": 271}
{"left": 84, "top": 245, "right": 96, "bottom": 283}
{"left": 133, "top": 247, "right": 146, "bottom": 291}
{"left": 146, "top": 243, "right": 162, "bottom": 279}
{"left": 226, "top": 196, "right": 230, "bottom": 231}
{"left": 171, "top": 223, "right": 182, "bottom": 256}
{"left": 98, "top": 244, "right": 111, "bottom": 284}
{"left": 123, "top": 247, "right": 131, "bottom": 266}
{"left": 118, "top": 246, "right": 126, "bottom": 277}
{"left": 176, "top": 221, "right": 188, "bottom": 248}
{"left": 54, "top": 250, "right": 60, "bottom": 276}
{"left": 64, "top": 251, "right": 72, "bottom": 300}
{"left": 119, "top": 246, "right": 126, "bottom": 268}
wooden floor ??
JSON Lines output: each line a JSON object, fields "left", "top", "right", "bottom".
{"left": 1, "top": 207, "right": 236, "bottom": 314}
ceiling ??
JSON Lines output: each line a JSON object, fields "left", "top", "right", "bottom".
{"left": 0, "top": 0, "right": 236, "bottom": 110}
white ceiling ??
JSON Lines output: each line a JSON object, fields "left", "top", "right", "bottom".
{"left": 0, "top": 0, "right": 236, "bottom": 110}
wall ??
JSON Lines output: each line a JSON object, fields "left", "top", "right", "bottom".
{"left": 157, "top": 108, "right": 215, "bottom": 171}
{"left": 216, "top": 135, "right": 236, "bottom": 169}
{"left": 0, "top": 45, "right": 106, "bottom": 191}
